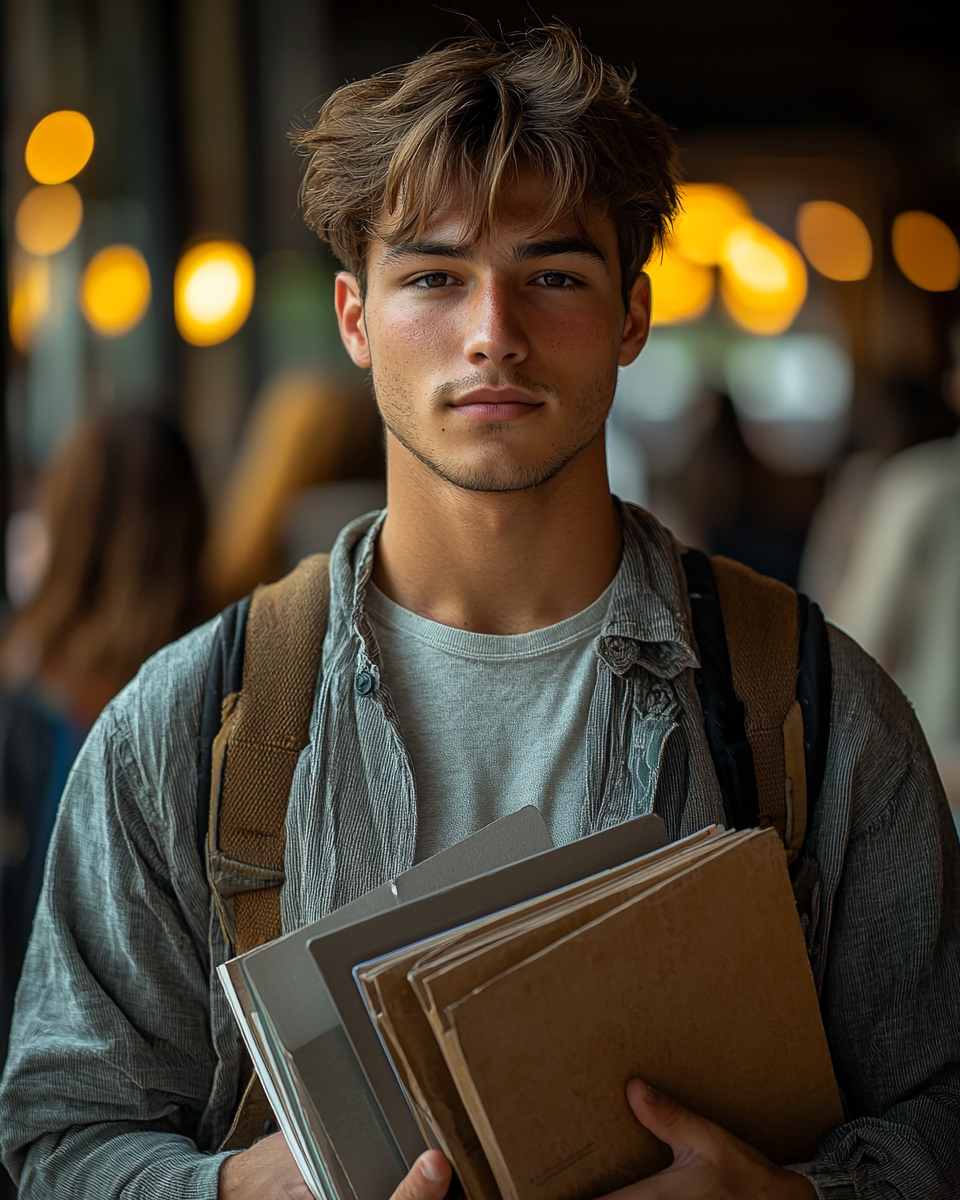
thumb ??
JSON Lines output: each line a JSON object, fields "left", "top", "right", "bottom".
{"left": 625, "top": 1078, "right": 704, "bottom": 1158}
{"left": 391, "top": 1151, "right": 452, "bottom": 1200}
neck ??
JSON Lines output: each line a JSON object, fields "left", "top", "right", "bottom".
{"left": 372, "top": 431, "right": 622, "bottom": 634}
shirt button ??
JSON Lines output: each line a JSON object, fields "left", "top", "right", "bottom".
{"left": 355, "top": 670, "right": 376, "bottom": 696}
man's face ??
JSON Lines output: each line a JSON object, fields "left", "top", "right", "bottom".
{"left": 335, "top": 171, "right": 651, "bottom": 493}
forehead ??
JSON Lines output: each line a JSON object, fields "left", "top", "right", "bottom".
{"left": 375, "top": 168, "right": 616, "bottom": 259}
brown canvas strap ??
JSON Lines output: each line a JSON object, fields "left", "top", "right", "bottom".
{"left": 220, "top": 1059, "right": 278, "bottom": 1151}
{"left": 711, "top": 556, "right": 807, "bottom": 857}
{"left": 206, "top": 552, "right": 331, "bottom": 1149}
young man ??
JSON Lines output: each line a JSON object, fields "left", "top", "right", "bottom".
{"left": 2, "top": 25, "right": 958, "bottom": 1200}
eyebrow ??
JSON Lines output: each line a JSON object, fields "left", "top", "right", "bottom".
{"left": 381, "top": 235, "right": 608, "bottom": 268}
{"left": 512, "top": 237, "right": 608, "bottom": 266}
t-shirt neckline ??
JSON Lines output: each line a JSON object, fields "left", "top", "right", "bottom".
{"left": 365, "top": 573, "right": 617, "bottom": 663}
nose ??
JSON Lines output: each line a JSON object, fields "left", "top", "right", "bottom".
{"left": 462, "top": 276, "right": 529, "bottom": 368}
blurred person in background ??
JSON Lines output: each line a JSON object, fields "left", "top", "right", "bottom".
{"left": 681, "top": 394, "right": 824, "bottom": 588}
{"left": 826, "top": 330, "right": 960, "bottom": 828}
{"left": 800, "top": 376, "right": 957, "bottom": 614}
{"left": 0, "top": 409, "right": 208, "bottom": 1129}
{"left": 203, "top": 369, "right": 383, "bottom": 608}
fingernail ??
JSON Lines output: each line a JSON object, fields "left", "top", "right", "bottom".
{"left": 419, "top": 1156, "right": 442, "bottom": 1183}
{"left": 633, "top": 1077, "right": 658, "bottom": 1104}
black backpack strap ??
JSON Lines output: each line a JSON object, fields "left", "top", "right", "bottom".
{"left": 196, "top": 595, "right": 251, "bottom": 870}
{"left": 797, "top": 594, "right": 832, "bottom": 844}
{"left": 681, "top": 549, "right": 760, "bottom": 831}
{"left": 682, "top": 548, "right": 831, "bottom": 853}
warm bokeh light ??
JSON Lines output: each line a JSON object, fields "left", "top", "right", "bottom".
{"left": 796, "top": 201, "right": 872, "bottom": 282}
{"left": 891, "top": 211, "right": 960, "bottom": 292}
{"left": 672, "top": 184, "right": 751, "bottom": 266}
{"left": 25, "top": 110, "right": 95, "bottom": 185}
{"left": 174, "top": 240, "right": 255, "bottom": 346}
{"left": 15, "top": 184, "right": 83, "bottom": 256}
{"left": 644, "top": 240, "right": 714, "bottom": 325}
{"left": 80, "top": 245, "right": 152, "bottom": 337}
{"left": 8, "top": 255, "right": 51, "bottom": 353}
{"left": 719, "top": 220, "right": 808, "bottom": 336}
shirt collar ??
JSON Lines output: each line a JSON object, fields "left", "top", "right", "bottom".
{"left": 597, "top": 500, "right": 699, "bottom": 679}
{"left": 328, "top": 499, "right": 698, "bottom": 681}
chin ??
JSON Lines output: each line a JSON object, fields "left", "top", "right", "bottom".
{"left": 386, "top": 412, "right": 600, "bottom": 494}
{"left": 426, "top": 448, "right": 581, "bottom": 493}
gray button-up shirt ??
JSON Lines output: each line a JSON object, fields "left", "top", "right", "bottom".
{"left": 2, "top": 504, "right": 959, "bottom": 1199}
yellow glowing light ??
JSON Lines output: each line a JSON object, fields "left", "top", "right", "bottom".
{"left": 25, "top": 110, "right": 94, "bottom": 185}
{"left": 174, "top": 240, "right": 255, "bottom": 346}
{"left": 892, "top": 211, "right": 960, "bottom": 292}
{"left": 796, "top": 201, "right": 872, "bottom": 282}
{"left": 719, "top": 278, "right": 796, "bottom": 336}
{"left": 15, "top": 184, "right": 83, "bottom": 256}
{"left": 80, "top": 245, "right": 152, "bottom": 337}
{"left": 672, "top": 184, "right": 751, "bottom": 266}
{"left": 719, "top": 220, "right": 808, "bottom": 336}
{"left": 8, "top": 255, "right": 51, "bottom": 354}
{"left": 644, "top": 240, "right": 714, "bottom": 325}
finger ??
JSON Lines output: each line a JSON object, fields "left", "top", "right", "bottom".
{"left": 391, "top": 1151, "right": 453, "bottom": 1200}
{"left": 625, "top": 1079, "right": 708, "bottom": 1157}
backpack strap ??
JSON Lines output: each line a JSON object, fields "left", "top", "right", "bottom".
{"left": 797, "top": 592, "right": 831, "bottom": 832}
{"left": 197, "top": 552, "right": 331, "bottom": 1150}
{"left": 196, "top": 596, "right": 251, "bottom": 871}
{"left": 711, "top": 555, "right": 805, "bottom": 852}
{"left": 681, "top": 549, "right": 760, "bottom": 831}
{"left": 682, "top": 549, "right": 831, "bottom": 860}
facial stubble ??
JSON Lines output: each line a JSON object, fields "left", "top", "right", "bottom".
{"left": 374, "top": 367, "right": 617, "bottom": 494}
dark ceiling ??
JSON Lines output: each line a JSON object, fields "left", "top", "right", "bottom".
{"left": 331, "top": 1, "right": 960, "bottom": 159}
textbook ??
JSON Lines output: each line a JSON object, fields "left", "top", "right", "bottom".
{"left": 352, "top": 826, "right": 844, "bottom": 1200}
{"left": 218, "top": 807, "right": 668, "bottom": 1200}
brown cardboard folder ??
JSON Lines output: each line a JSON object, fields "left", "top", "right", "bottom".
{"left": 357, "top": 827, "right": 843, "bottom": 1200}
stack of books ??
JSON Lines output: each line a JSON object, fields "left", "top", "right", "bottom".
{"left": 220, "top": 810, "right": 842, "bottom": 1200}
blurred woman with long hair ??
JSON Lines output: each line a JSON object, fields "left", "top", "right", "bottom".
{"left": 0, "top": 410, "right": 208, "bottom": 1104}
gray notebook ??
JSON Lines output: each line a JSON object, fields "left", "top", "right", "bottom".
{"left": 219, "top": 806, "right": 554, "bottom": 1199}
{"left": 220, "top": 808, "right": 668, "bottom": 1200}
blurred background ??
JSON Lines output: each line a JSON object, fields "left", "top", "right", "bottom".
{"left": 2, "top": 0, "right": 960, "bottom": 779}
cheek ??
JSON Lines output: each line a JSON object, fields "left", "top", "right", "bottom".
{"left": 368, "top": 304, "right": 463, "bottom": 387}
{"left": 534, "top": 306, "right": 621, "bottom": 365}
{"left": 366, "top": 309, "right": 446, "bottom": 414}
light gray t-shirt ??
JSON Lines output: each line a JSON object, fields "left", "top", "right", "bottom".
{"left": 366, "top": 578, "right": 616, "bottom": 860}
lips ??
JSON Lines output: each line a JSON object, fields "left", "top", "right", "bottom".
{"left": 449, "top": 387, "right": 543, "bottom": 422}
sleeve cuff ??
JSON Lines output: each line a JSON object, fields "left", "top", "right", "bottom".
{"left": 788, "top": 1162, "right": 861, "bottom": 1200}
{"left": 170, "top": 1150, "right": 234, "bottom": 1200}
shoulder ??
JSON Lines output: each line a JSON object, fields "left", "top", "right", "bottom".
{"left": 880, "top": 435, "right": 958, "bottom": 476}
{"left": 824, "top": 622, "right": 935, "bottom": 836}
{"left": 867, "top": 438, "right": 960, "bottom": 517}
{"left": 109, "top": 615, "right": 220, "bottom": 741}
{"left": 95, "top": 616, "right": 221, "bottom": 823}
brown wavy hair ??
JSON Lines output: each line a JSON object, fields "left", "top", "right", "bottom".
{"left": 293, "top": 24, "right": 681, "bottom": 301}
{"left": 6, "top": 410, "right": 208, "bottom": 706}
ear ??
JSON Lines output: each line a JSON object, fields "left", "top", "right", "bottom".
{"left": 618, "top": 272, "right": 651, "bottom": 368}
{"left": 335, "top": 272, "right": 371, "bottom": 368}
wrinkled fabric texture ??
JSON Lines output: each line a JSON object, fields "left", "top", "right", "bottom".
{"left": 0, "top": 685, "right": 87, "bottom": 1072}
{"left": 1, "top": 503, "right": 959, "bottom": 1200}
{"left": 0, "top": 684, "right": 88, "bottom": 1200}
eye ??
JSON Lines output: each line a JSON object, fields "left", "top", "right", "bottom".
{"left": 537, "top": 271, "right": 580, "bottom": 288}
{"left": 412, "top": 272, "right": 458, "bottom": 289}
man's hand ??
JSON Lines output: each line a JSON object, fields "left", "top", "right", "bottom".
{"left": 599, "top": 1080, "right": 817, "bottom": 1200}
{"left": 217, "top": 1131, "right": 452, "bottom": 1200}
